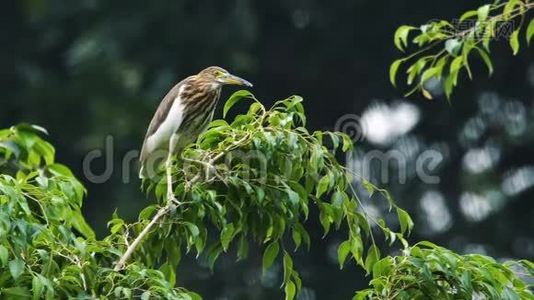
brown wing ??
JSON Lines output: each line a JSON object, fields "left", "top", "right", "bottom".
{"left": 139, "top": 79, "right": 187, "bottom": 163}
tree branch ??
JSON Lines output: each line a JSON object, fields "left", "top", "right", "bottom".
{"left": 114, "top": 134, "right": 252, "bottom": 271}
{"left": 114, "top": 205, "right": 171, "bottom": 271}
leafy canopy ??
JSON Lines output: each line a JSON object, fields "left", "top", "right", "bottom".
{"left": 390, "top": 0, "right": 534, "bottom": 99}
{"left": 355, "top": 242, "right": 533, "bottom": 300}
{"left": 0, "top": 93, "right": 411, "bottom": 300}
{"left": 126, "top": 91, "right": 411, "bottom": 299}
{"left": 2, "top": 18, "right": 534, "bottom": 295}
{"left": 0, "top": 125, "right": 196, "bottom": 299}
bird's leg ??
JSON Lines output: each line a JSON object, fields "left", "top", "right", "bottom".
{"left": 166, "top": 134, "right": 180, "bottom": 205}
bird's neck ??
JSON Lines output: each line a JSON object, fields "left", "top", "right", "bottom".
{"left": 192, "top": 76, "right": 222, "bottom": 92}
{"left": 179, "top": 78, "right": 222, "bottom": 106}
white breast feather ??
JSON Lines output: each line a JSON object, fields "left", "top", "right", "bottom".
{"left": 146, "top": 85, "right": 186, "bottom": 153}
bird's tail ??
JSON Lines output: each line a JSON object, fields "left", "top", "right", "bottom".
{"left": 139, "top": 163, "right": 148, "bottom": 179}
{"left": 138, "top": 158, "right": 162, "bottom": 180}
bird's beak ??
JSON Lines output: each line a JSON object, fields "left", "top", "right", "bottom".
{"left": 219, "top": 74, "right": 253, "bottom": 87}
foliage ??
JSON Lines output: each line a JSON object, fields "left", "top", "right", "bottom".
{"left": 2, "top": 1, "right": 533, "bottom": 299}
{"left": 124, "top": 91, "right": 411, "bottom": 299}
{"left": 0, "top": 124, "right": 196, "bottom": 299}
{"left": 0, "top": 95, "right": 534, "bottom": 299}
{"left": 390, "top": 0, "right": 534, "bottom": 99}
{"left": 354, "top": 242, "right": 534, "bottom": 299}
{"left": 0, "top": 94, "right": 411, "bottom": 299}
{"left": 0, "top": 95, "right": 532, "bottom": 300}
{"left": 375, "top": 1, "right": 534, "bottom": 299}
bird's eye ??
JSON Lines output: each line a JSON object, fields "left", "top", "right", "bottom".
{"left": 214, "top": 70, "right": 223, "bottom": 77}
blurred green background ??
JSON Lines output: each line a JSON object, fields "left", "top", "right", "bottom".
{"left": 2, "top": 0, "right": 533, "bottom": 299}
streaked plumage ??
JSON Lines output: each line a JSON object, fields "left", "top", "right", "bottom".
{"left": 140, "top": 66, "right": 252, "bottom": 179}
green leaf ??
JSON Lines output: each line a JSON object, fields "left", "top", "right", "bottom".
{"left": 248, "top": 102, "right": 263, "bottom": 115}
{"left": 337, "top": 240, "right": 351, "bottom": 269}
{"left": 475, "top": 47, "right": 494, "bottom": 76}
{"left": 71, "top": 211, "right": 96, "bottom": 239}
{"left": 138, "top": 204, "right": 158, "bottom": 220}
{"left": 353, "top": 290, "right": 373, "bottom": 300}
{"left": 159, "top": 262, "right": 176, "bottom": 287}
{"left": 184, "top": 222, "right": 200, "bottom": 238}
{"left": 450, "top": 56, "right": 463, "bottom": 74}
{"left": 32, "top": 276, "right": 45, "bottom": 300}
{"left": 220, "top": 223, "right": 235, "bottom": 251}
{"left": 372, "top": 257, "right": 393, "bottom": 278}
{"left": 420, "top": 66, "right": 440, "bottom": 84}
{"left": 282, "top": 251, "right": 294, "bottom": 284}
{"left": 2, "top": 287, "right": 31, "bottom": 298}
{"left": 510, "top": 30, "right": 520, "bottom": 55}
{"left": 416, "top": 240, "right": 439, "bottom": 249}
{"left": 364, "top": 245, "right": 380, "bottom": 274}
{"left": 47, "top": 163, "right": 74, "bottom": 177}
{"left": 207, "top": 244, "right": 223, "bottom": 270}
{"left": 394, "top": 26, "right": 415, "bottom": 51}
{"left": 341, "top": 133, "right": 353, "bottom": 152}
{"left": 389, "top": 59, "right": 403, "bottom": 86}
{"left": 291, "top": 271, "right": 302, "bottom": 293}
{"left": 291, "top": 228, "right": 301, "bottom": 250}
{"left": 477, "top": 4, "right": 490, "bottom": 22}
{"left": 459, "top": 10, "right": 478, "bottom": 21}
{"left": 237, "top": 235, "right": 249, "bottom": 261}
{"left": 286, "top": 188, "right": 300, "bottom": 206}
{"left": 0, "top": 245, "right": 8, "bottom": 266}
{"left": 223, "top": 90, "right": 254, "bottom": 117}
{"left": 294, "top": 223, "right": 311, "bottom": 250}
{"left": 141, "top": 291, "right": 150, "bottom": 300}
{"left": 504, "top": 0, "right": 521, "bottom": 19}
{"left": 288, "top": 182, "right": 307, "bottom": 207}
{"left": 15, "top": 123, "right": 48, "bottom": 136}
{"left": 208, "top": 119, "right": 230, "bottom": 127}
{"left": 9, "top": 258, "right": 24, "bottom": 280}
{"left": 262, "top": 242, "right": 280, "bottom": 272}
{"left": 255, "top": 186, "right": 265, "bottom": 203}
{"left": 444, "top": 74, "right": 455, "bottom": 99}
{"left": 284, "top": 281, "right": 296, "bottom": 300}
{"left": 33, "top": 140, "right": 55, "bottom": 165}
{"left": 461, "top": 270, "right": 472, "bottom": 292}
{"left": 319, "top": 203, "right": 334, "bottom": 235}
{"left": 527, "top": 19, "right": 534, "bottom": 45}
{"left": 397, "top": 207, "right": 414, "bottom": 234}
{"left": 316, "top": 175, "right": 330, "bottom": 198}
{"left": 326, "top": 132, "right": 339, "bottom": 150}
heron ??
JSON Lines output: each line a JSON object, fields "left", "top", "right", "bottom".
{"left": 139, "top": 66, "right": 252, "bottom": 201}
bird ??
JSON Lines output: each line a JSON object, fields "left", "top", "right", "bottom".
{"left": 139, "top": 66, "right": 252, "bottom": 201}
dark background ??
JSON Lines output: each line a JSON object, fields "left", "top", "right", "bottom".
{"left": 1, "top": 1, "right": 533, "bottom": 299}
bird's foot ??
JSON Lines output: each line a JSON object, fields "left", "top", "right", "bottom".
{"left": 166, "top": 190, "right": 180, "bottom": 206}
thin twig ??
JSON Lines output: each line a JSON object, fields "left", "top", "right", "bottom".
{"left": 114, "top": 205, "right": 171, "bottom": 271}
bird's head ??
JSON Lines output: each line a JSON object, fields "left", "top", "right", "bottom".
{"left": 198, "top": 66, "right": 253, "bottom": 88}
